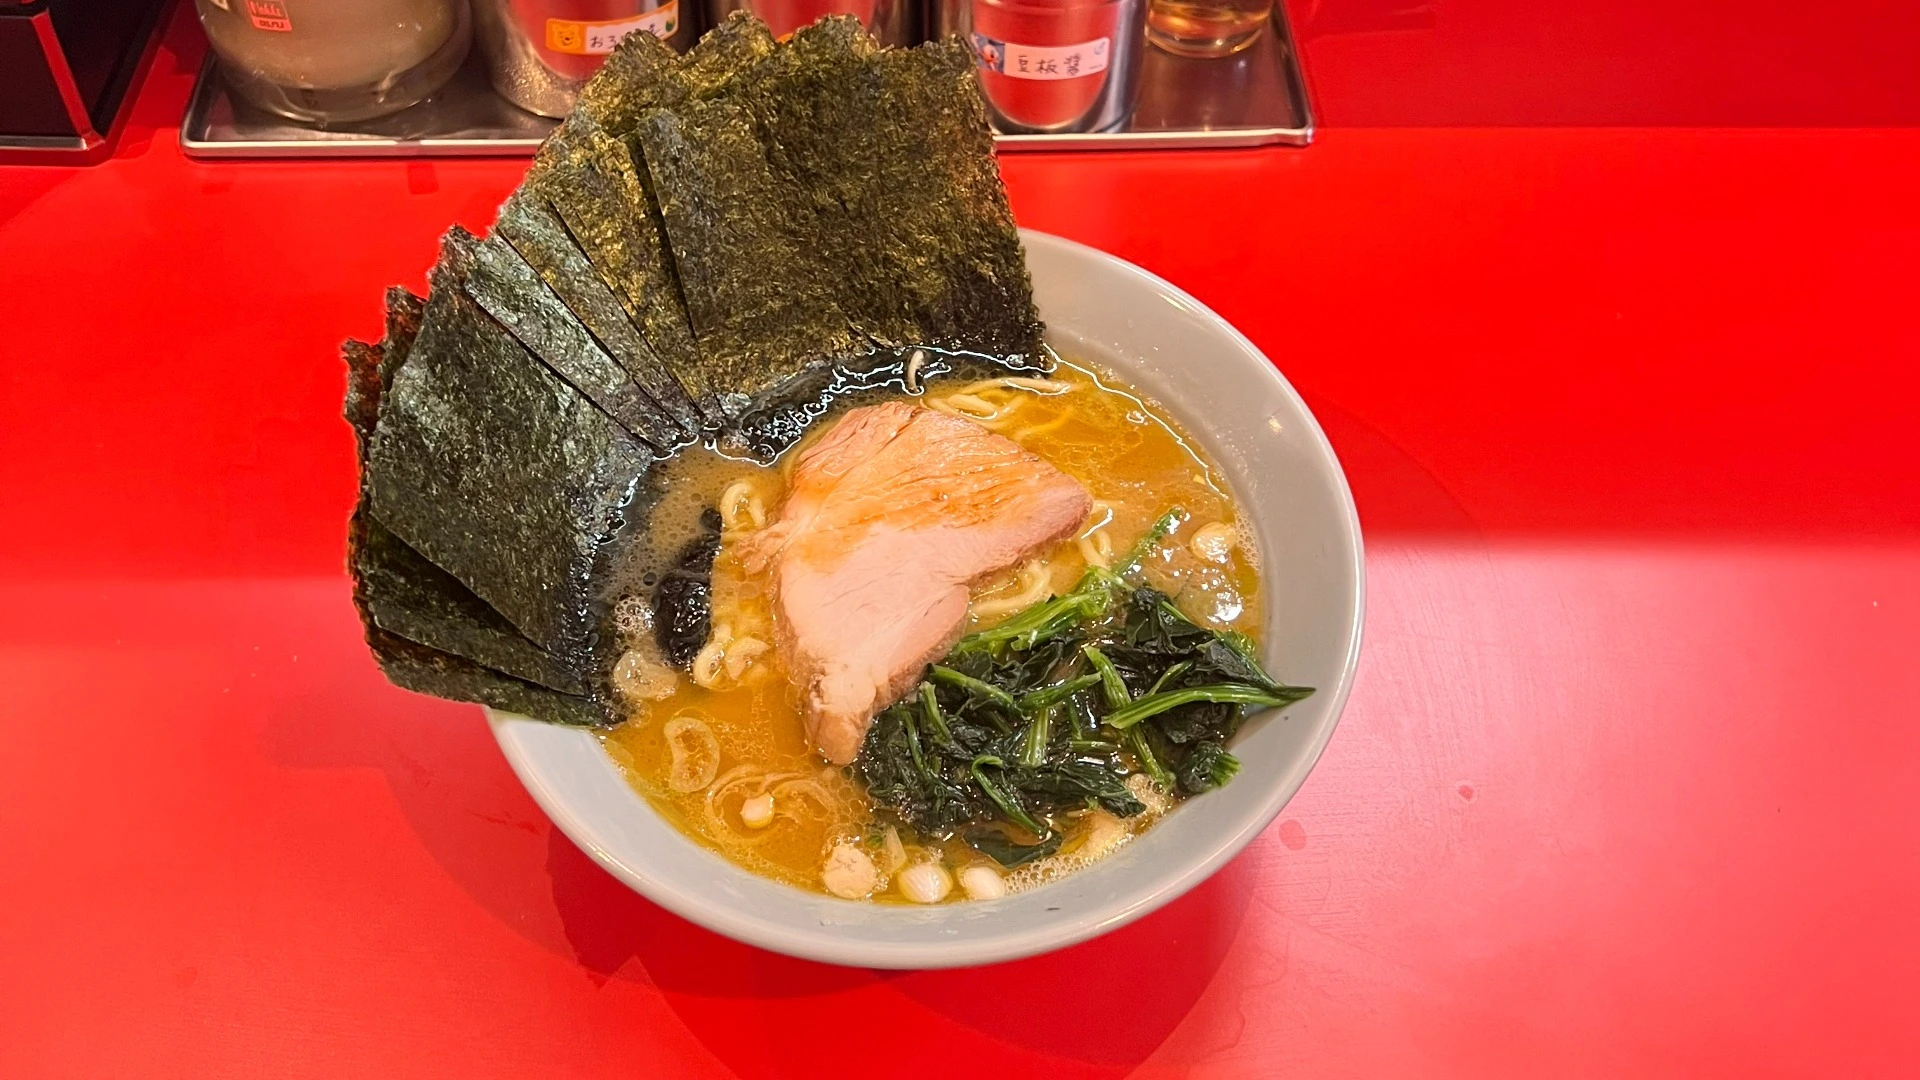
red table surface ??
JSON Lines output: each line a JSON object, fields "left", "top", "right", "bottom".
{"left": 4, "top": 5, "right": 1920, "bottom": 1078}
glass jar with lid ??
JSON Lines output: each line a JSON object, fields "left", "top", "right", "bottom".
{"left": 195, "top": 0, "right": 472, "bottom": 126}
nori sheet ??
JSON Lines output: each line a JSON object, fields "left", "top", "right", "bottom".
{"left": 382, "top": 287, "right": 427, "bottom": 370}
{"left": 493, "top": 191, "right": 700, "bottom": 435}
{"left": 529, "top": 123, "right": 723, "bottom": 426}
{"left": 350, "top": 505, "right": 589, "bottom": 695}
{"left": 523, "top": 14, "right": 792, "bottom": 427}
{"left": 367, "top": 624, "right": 612, "bottom": 727}
{"left": 565, "top": 123, "right": 719, "bottom": 425}
{"left": 351, "top": 16, "right": 1053, "bottom": 726}
{"left": 863, "top": 41, "right": 1042, "bottom": 359}
{"left": 460, "top": 225, "right": 683, "bottom": 450}
{"left": 557, "top": 15, "right": 787, "bottom": 425}
{"left": 674, "top": 12, "right": 779, "bottom": 101}
{"left": 570, "top": 25, "right": 684, "bottom": 137}
{"left": 343, "top": 338, "right": 382, "bottom": 449}
{"left": 343, "top": 280, "right": 591, "bottom": 696}
{"left": 733, "top": 20, "right": 1042, "bottom": 359}
{"left": 573, "top": 11, "right": 776, "bottom": 136}
{"left": 343, "top": 287, "right": 426, "bottom": 456}
{"left": 635, "top": 92, "right": 860, "bottom": 419}
{"left": 345, "top": 288, "right": 425, "bottom": 479}
{"left": 367, "top": 228, "right": 654, "bottom": 673}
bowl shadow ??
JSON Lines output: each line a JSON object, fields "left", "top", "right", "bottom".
{"left": 546, "top": 825, "right": 1257, "bottom": 1077}
{"left": 265, "top": 625, "right": 1257, "bottom": 1077}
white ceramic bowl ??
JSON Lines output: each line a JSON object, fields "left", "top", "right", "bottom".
{"left": 490, "top": 230, "right": 1364, "bottom": 969}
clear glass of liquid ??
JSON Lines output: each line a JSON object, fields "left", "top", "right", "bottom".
{"left": 1145, "top": 0, "right": 1269, "bottom": 58}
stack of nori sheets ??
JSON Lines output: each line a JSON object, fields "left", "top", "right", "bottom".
{"left": 344, "top": 15, "right": 1043, "bottom": 725}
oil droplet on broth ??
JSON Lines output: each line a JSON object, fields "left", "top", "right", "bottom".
{"left": 600, "top": 357, "right": 1266, "bottom": 900}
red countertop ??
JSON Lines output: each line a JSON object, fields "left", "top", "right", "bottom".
{"left": 4, "top": 5, "right": 1919, "bottom": 1078}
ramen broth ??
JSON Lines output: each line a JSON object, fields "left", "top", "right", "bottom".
{"left": 599, "top": 358, "right": 1263, "bottom": 899}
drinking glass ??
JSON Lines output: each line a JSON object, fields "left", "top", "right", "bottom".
{"left": 1145, "top": 0, "right": 1269, "bottom": 58}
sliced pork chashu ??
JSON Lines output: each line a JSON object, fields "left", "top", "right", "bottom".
{"left": 741, "top": 401, "right": 1092, "bottom": 763}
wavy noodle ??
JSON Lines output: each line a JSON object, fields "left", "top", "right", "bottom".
{"left": 1008, "top": 410, "right": 1075, "bottom": 441}
{"left": 929, "top": 392, "right": 1006, "bottom": 420}
{"left": 723, "top": 636, "right": 769, "bottom": 681}
{"left": 689, "top": 767, "right": 867, "bottom": 879}
{"left": 953, "top": 378, "right": 1070, "bottom": 440}
{"left": 972, "top": 558, "right": 1050, "bottom": 618}
{"left": 1075, "top": 502, "right": 1115, "bottom": 569}
{"left": 703, "top": 766, "right": 808, "bottom": 841}
{"left": 720, "top": 480, "right": 766, "bottom": 532}
{"left": 903, "top": 349, "right": 928, "bottom": 394}
{"left": 769, "top": 778, "right": 836, "bottom": 823}
{"left": 929, "top": 379, "right": 1069, "bottom": 431}
{"left": 700, "top": 765, "right": 761, "bottom": 835}
{"left": 953, "top": 376, "right": 1070, "bottom": 397}
{"left": 690, "top": 623, "right": 730, "bottom": 690}
{"left": 1077, "top": 529, "right": 1114, "bottom": 569}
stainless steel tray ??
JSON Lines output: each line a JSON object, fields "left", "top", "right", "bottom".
{"left": 180, "top": 9, "right": 1309, "bottom": 159}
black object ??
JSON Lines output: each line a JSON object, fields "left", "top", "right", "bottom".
{"left": 637, "top": 95, "right": 861, "bottom": 418}
{"left": 495, "top": 191, "right": 702, "bottom": 436}
{"left": 736, "top": 25, "right": 1043, "bottom": 359}
{"left": 0, "top": 0, "right": 173, "bottom": 164}
{"left": 351, "top": 509, "right": 591, "bottom": 696}
{"left": 536, "top": 117, "right": 722, "bottom": 422}
{"left": 651, "top": 508, "right": 723, "bottom": 670}
{"left": 366, "top": 229, "right": 655, "bottom": 677}
{"left": 342, "top": 287, "right": 606, "bottom": 716}
{"left": 366, "top": 625, "right": 605, "bottom": 727}
{"left": 465, "top": 230, "right": 686, "bottom": 450}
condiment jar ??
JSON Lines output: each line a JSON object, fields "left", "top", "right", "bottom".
{"left": 933, "top": 0, "right": 1144, "bottom": 134}
{"left": 194, "top": 0, "right": 472, "bottom": 126}
{"left": 473, "top": 0, "right": 697, "bottom": 118}
{"left": 707, "top": 0, "right": 915, "bottom": 46}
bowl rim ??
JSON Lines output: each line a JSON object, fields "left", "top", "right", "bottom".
{"left": 489, "top": 229, "right": 1365, "bottom": 969}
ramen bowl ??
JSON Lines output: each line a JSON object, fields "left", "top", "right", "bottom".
{"left": 490, "top": 230, "right": 1364, "bottom": 969}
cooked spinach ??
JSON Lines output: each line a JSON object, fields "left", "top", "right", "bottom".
{"left": 852, "top": 508, "right": 1316, "bottom": 867}
{"left": 1176, "top": 741, "right": 1242, "bottom": 794}
{"left": 963, "top": 826, "right": 1063, "bottom": 868}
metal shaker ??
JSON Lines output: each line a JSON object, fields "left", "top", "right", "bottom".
{"left": 706, "top": 0, "right": 916, "bottom": 46}
{"left": 474, "top": 0, "right": 698, "bottom": 118}
{"left": 932, "top": 0, "right": 1144, "bottom": 134}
